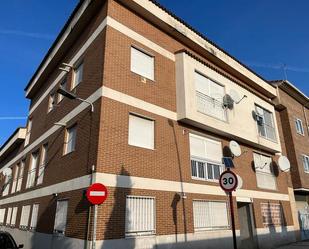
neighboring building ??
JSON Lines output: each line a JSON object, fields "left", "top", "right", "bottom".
{"left": 271, "top": 80, "right": 309, "bottom": 240}
{"left": 0, "top": 1, "right": 299, "bottom": 249}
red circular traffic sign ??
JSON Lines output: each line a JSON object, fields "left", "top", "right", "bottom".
{"left": 219, "top": 170, "right": 238, "bottom": 192}
{"left": 86, "top": 183, "right": 108, "bottom": 205}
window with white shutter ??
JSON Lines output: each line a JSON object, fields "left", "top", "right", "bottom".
{"left": 130, "top": 47, "right": 154, "bottom": 80}
{"left": 295, "top": 118, "right": 305, "bottom": 135}
{"left": 128, "top": 114, "right": 154, "bottom": 150}
{"left": 72, "top": 62, "right": 83, "bottom": 88}
{"left": 193, "top": 200, "right": 229, "bottom": 230}
{"left": 54, "top": 200, "right": 68, "bottom": 234}
{"left": 47, "top": 93, "right": 56, "bottom": 113}
{"left": 11, "top": 164, "right": 19, "bottom": 194}
{"left": 6, "top": 207, "right": 12, "bottom": 225}
{"left": 30, "top": 204, "right": 39, "bottom": 230}
{"left": 302, "top": 155, "right": 309, "bottom": 173}
{"left": 16, "top": 160, "right": 25, "bottom": 192}
{"left": 37, "top": 144, "right": 48, "bottom": 185}
{"left": 189, "top": 134, "right": 224, "bottom": 181}
{"left": 25, "top": 118, "right": 32, "bottom": 146}
{"left": 254, "top": 153, "right": 276, "bottom": 190}
{"left": 0, "top": 208, "right": 5, "bottom": 224}
{"left": 125, "top": 196, "right": 156, "bottom": 236}
{"left": 11, "top": 207, "right": 18, "bottom": 226}
{"left": 195, "top": 72, "right": 226, "bottom": 121}
{"left": 2, "top": 171, "right": 12, "bottom": 196}
{"left": 64, "top": 125, "right": 77, "bottom": 155}
{"left": 26, "top": 152, "right": 39, "bottom": 188}
{"left": 20, "top": 205, "right": 31, "bottom": 229}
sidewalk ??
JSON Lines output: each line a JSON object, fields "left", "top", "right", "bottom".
{"left": 275, "top": 240, "right": 309, "bottom": 249}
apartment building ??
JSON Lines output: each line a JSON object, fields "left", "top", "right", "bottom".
{"left": 0, "top": 1, "right": 299, "bottom": 249}
{"left": 271, "top": 80, "right": 309, "bottom": 240}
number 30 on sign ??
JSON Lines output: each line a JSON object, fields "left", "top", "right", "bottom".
{"left": 219, "top": 171, "right": 238, "bottom": 192}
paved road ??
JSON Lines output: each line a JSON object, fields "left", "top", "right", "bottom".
{"left": 276, "top": 240, "right": 309, "bottom": 249}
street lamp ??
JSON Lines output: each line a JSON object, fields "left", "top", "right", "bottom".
{"left": 57, "top": 88, "right": 94, "bottom": 112}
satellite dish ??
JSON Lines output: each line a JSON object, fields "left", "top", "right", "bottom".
{"left": 230, "top": 89, "right": 241, "bottom": 103}
{"left": 236, "top": 175, "right": 243, "bottom": 190}
{"left": 223, "top": 94, "right": 234, "bottom": 109}
{"left": 229, "top": 140, "right": 242, "bottom": 157}
{"left": 278, "top": 156, "right": 291, "bottom": 172}
{"left": 2, "top": 168, "right": 12, "bottom": 176}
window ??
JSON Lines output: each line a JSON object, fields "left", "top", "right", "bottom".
{"left": 20, "top": 205, "right": 31, "bottom": 229}
{"left": 193, "top": 200, "right": 229, "bottom": 230}
{"left": 125, "top": 196, "right": 155, "bottom": 236}
{"left": 58, "top": 77, "right": 67, "bottom": 103}
{"left": 30, "top": 204, "right": 39, "bottom": 230}
{"left": 2, "top": 170, "right": 12, "bottom": 196}
{"left": 10, "top": 207, "right": 18, "bottom": 226}
{"left": 302, "top": 155, "right": 309, "bottom": 173}
{"left": 54, "top": 200, "right": 68, "bottom": 234}
{"left": 189, "top": 134, "right": 224, "bottom": 181}
{"left": 25, "top": 118, "right": 32, "bottom": 146}
{"left": 37, "top": 144, "right": 48, "bottom": 185}
{"left": 295, "top": 119, "right": 305, "bottom": 135}
{"left": 47, "top": 93, "right": 56, "bottom": 113}
{"left": 16, "top": 160, "right": 25, "bottom": 192}
{"left": 72, "top": 62, "right": 83, "bottom": 88}
{"left": 261, "top": 203, "right": 282, "bottom": 226}
{"left": 26, "top": 152, "right": 39, "bottom": 188}
{"left": 254, "top": 153, "right": 276, "bottom": 190}
{"left": 0, "top": 209, "right": 5, "bottom": 225}
{"left": 64, "top": 125, "right": 77, "bottom": 155}
{"left": 11, "top": 164, "right": 19, "bottom": 194}
{"left": 6, "top": 207, "right": 12, "bottom": 225}
{"left": 255, "top": 105, "right": 276, "bottom": 141}
{"left": 130, "top": 47, "right": 154, "bottom": 80}
{"left": 195, "top": 72, "right": 226, "bottom": 121}
{"left": 128, "top": 114, "right": 154, "bottom": 150}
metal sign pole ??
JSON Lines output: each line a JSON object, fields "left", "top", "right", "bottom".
{"left": 227, "top": 168, "right": 237, "bottom": 249}
{"left": 92, "top": 204, "right": 98, "bottom": 249}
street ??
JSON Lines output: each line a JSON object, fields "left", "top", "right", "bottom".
{"left": 276, "top": 240, "right": 309, "bottom": 249}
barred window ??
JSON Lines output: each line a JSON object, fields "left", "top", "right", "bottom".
{"left": 261, "top": 203, "right": 282, "bottom": 226}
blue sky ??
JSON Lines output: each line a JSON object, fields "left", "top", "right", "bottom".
{"left": 0, "top": 0, "right": 308, "bottom": 145}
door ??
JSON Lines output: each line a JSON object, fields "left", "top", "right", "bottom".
{"left": 237, "top": 202, "right": 257, "bottom": 249}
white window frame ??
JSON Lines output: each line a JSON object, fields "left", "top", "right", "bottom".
{"left": 16, "top": 160, "right": 25, "bottom": 192}
{"left": 189, "top": 133, "right": 224, "bottom": 182}
{"left": 54, "top": 199, "right": 69, "bottom": 234}
{"left": 10, "top": 207, "right": 18, "bottom": 226}
{"left": 26, "top": 152, "right": 39, "bottom": 189}
{"left": 20, "top": 205, "right": 31, "bottom": 229}
{"left": 30, "top": 204, "right": 39, "bottom": 230}
{"left": 2, "top": 171, "right": 12, "bottom": 196}
{"left": 64, "top": 125, "right": 77, "bottom": 155}
{"left": 11, "top": 164, "right": 19, "bottom": 194}
{"left": 255, "top": 105, "right": 276, "bottom": 141}
{"left": 193, "top": 200, "right": 230, "bottom": 231}
{"left": 6, "top": 207, "right": 12, "bottom": 226}
{"left": 72, "top": 62, "right": 83, "bottom": 89}
{"left": 25, "top": 118, "right": 32, "bottom": 146}
{"left": 37, "top": 144, "right": 48, "bottom": 185}
{"left": 125, "top": 195, "right": 156, "bottom": 237}
{"left": 295, "top": 118, "right": 305, "bottom": 136}
{"left": 254, "top": 152, "right": 277, "bottom": 190}
{"left": 128, "top": 114, "right": 155, "bottom": 150}
{"left": 194, "top": 71, "right": 227, "bottom": 121}
{"left": 130, "top": 46, "right": 154, "bottom": 81}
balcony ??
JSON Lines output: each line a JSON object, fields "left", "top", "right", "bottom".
{"left": 175, "top": 51, "right": 281, "bottom": 153}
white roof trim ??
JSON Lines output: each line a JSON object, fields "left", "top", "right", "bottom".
{"left": 0, "top": 128, "right": 26, "bottom": 157}
{"left": 25, "top": 0, "right": 92, "bottom": 97}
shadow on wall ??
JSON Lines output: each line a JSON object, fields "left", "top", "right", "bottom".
{"left": 102, "top": 166, "right": 135, "bottom": 249}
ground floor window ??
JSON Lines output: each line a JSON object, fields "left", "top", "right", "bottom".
{"left": 125, "top": 196, "right": 155, "bottom": 236}
{"left": 261, "top": 202, "right": 283, "bottom": 226}
{"left": 54, "top": 200, "right": 68, "bottom": 234}
{"left": 193, "top": 200, "right": 229, "bottom": 230}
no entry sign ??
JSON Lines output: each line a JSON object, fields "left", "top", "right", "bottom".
{"left": 219, "top": 170, "right": 238, "bottom": 192}
{"left": 86, "top": 183, "right": 108, "bottom": 205}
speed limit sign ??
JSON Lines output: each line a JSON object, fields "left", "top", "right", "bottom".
{"left": 219, "top": 170, "right": 238, "bottom": 192}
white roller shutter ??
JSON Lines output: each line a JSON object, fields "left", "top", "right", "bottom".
{"left": 131, "top": 47, "right": 154, "bottom": 80}
{"left": 20, "top": 205, "right": 31, "bottom": 228}
{"left": 0, "top": 208, "right": 5, "bottom": 224}
{"left": 30, "top": 204, "right": 39, "bottom": 230}
{"left": 54, "top": 200, "right": 68, "bottom": 234}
